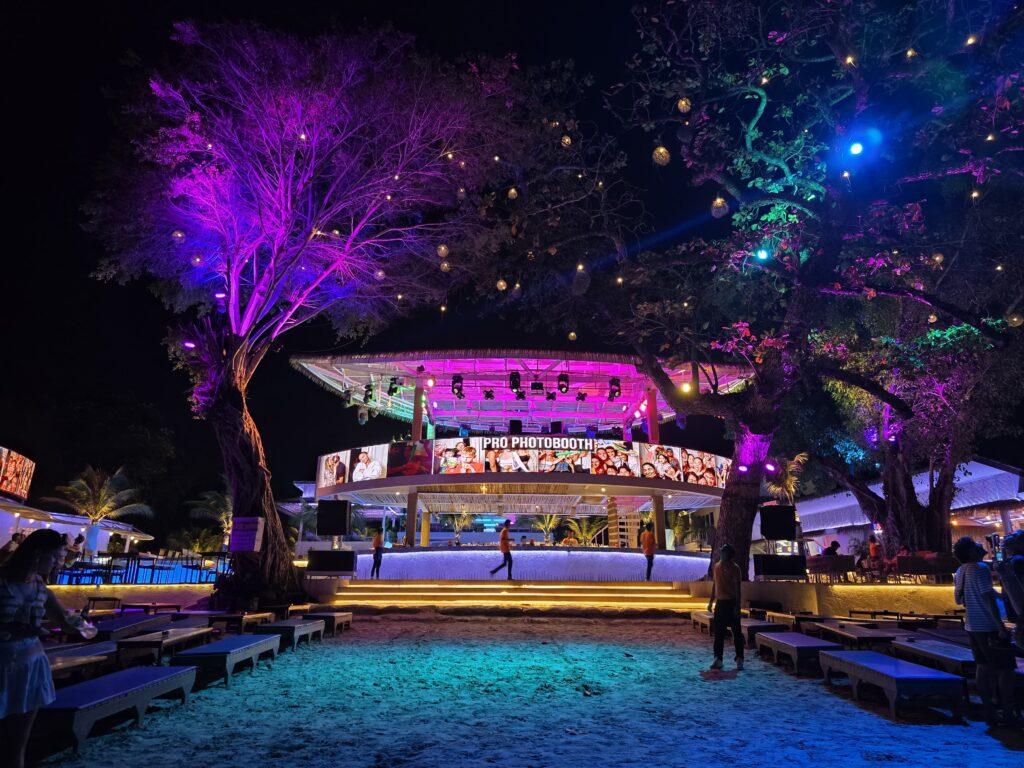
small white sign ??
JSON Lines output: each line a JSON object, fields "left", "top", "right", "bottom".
{"left": 230, "top": 517, "right": 265, "bottom": 553}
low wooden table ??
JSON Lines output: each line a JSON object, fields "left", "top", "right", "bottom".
{"left": 253, "top": 619, "right": 326, "bottom": 651}
{"left": 800, "top": 619, "right": 876, "bottom": 638}
{"left": 891, "top": 638, "right": 976, "bottom": 676}
{"left": 94, "top": 614, "right": 172, "bottom": 641}
{"left": 302, "top": 611, "right": 352, "bottom": 637}
{"left": 756, "top": 632, "right": 842, "bottom": 676}
{"left": 817, "top": 623, "right": 904, "bottom": 649}
{"left": 264, "top": 603, "right": 313, "bottom": 620}
{"left": 209, "top": 612, "right": 275, "bottom": 633}
{"left": 49, "top": 655, "right": 107, "bottom": 682}
{"left": 120, "top": 602, "right": 182, "bottom": 615}
{"left": 117, "top": 626, "right": 213, "bottom": 664}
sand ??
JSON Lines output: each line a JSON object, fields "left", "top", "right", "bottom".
{"left": 39, "top": 615, "right": 1022, "bottom": 767}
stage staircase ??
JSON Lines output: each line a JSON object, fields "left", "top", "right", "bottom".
{"left": 331, "top": 580, "right": 704, "bottom": 615}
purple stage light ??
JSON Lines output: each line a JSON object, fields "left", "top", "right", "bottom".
{"left": 737, "top": 464, "right": 749, "bottom": 473}
{"left": 764, "top": 462, "right": 777, "bottom": 473}
{"left": 214, "top": 291, "right": 227, "bottom": 299}
{"left": 182, "top": 341, "right": 197, "bottom": 349}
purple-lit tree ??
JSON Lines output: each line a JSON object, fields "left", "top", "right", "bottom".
{"left": 89, "top": 24, "right": 511, "bottom": 596}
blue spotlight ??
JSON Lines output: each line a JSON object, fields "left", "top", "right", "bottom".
{"left": 849, "top": 142, "right": 864, "bottom": 155}
{"left": 755, "top": 248, "right": 770, "bottom": 260}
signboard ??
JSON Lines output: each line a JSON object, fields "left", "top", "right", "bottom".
{"left": 229, "top": 517, "right": 265, "bottom": 553}
{"left": 0, "top": 446, "right": 36, "bottom": 500}
{"left": 317, "top": 435, "right": 731, "bottom": 492}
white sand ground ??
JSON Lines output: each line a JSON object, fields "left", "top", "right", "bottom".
{"left": 39, "top": 615, "right": 1022, "bottom": 767}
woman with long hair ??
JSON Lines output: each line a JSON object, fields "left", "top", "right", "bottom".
{"left": 1, "top": 529, "right": 87, "bottom": 768}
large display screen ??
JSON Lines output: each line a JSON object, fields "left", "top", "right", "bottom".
{"left": 316, "top": 435, "right": 730, "bottom": 492}
{"left": 0, "top": 446, "right": 36, "bottom": 500}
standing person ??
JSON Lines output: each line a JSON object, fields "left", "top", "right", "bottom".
{"left": 640, "top": 521, "right": 657, "bottom": 581}
{"left": 489, "top": 520, "right": 513, "bottom": 580}
{"left": 48, "top": 534, "right": 71, "bottom": 585}
{"left": 63, "top": 535, "right": 85, "bottom": 570}
{"left": 707, "top": 543, "right": 744, "bottom": 671}
{"left": 1, "top": 529, "right": 89, "bottom": 768}
{"left": 995, "top": 531, "right": 1024, "bottom": 651}
{"left": 0, "top": 533, "right": 25, "bottom": 566}
{"left": 821, "top": 541, "right": 841, "bottom": 557}
{"left": 370, "top": 528, "right": 384, "bottom": 579}
{"left": 953, "top": 536, "right": 1017, "bottom": 726}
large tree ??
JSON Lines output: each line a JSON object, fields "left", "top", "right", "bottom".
{"left": 89, "top": 23, "right": 513, "bottom": 599}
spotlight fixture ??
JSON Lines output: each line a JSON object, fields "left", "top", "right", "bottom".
{"left": 388, "top": 377, "right": 400, "bottom": 397}
{"left": 515, "top": 390, "right": 527, "bottom": 401}
{"left": 557, "top": 373, "right": 570, "bottom": 394}
{"left": 483, "top": 389, "right": 495, "bottom": 400}
{"left": 364, "top": 382, "right": 374, "bottom": 401}
{"left": 608, "top": 377, "right": 621, "bottom": 400}
{"left": 451, "top": 374, "right": 464, "bottom": 397}
{"left": 531, "top": 380, "right": 545, "bottom": 394}
{"left": 546, "top": 391, "right": 557, "bottom": 402}
{"left": 425, "top": 376, "right": 436, "bottom": 388}
{"left": 575, "top": 391, "right": 587, "bottom": 402}
{"left": 509, "top": 371, "right": 521, "bottom": 392}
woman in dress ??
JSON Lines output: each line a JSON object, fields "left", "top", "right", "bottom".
{"left": 496, "top": 449, "right": 529, "bottom": 472}
{"left": 1, "top": 529, "right": 86, "bottom": 768}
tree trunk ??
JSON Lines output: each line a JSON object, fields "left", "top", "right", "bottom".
{"left": 710, "top": 424, "right": 773, "bottom": 578}
{"left": 207, "top": 364, "right": 297, "bottom": 606}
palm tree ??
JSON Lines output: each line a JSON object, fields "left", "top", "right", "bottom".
{"left": 44, "top": 466, "right": 153, "bottom": 552}
{"left": 764, "top": 453, "right": 809, "bottom": 505}
{"left": 531, "top": 514, "right": 560, "bottom": 544}
{"left": 438, "top": 512, "right": 475, "bottom": 545}
{"left": 289, "top": 502, "right": 319, "bottom": 544}
{"left": 187, "top": 478, "right": 233, "bottom": 548}
{"left": 167, "top": 526, "right": 224, "bottom": 555}
{"left": 565, "top": 516, "right": 608, "bottom": 546}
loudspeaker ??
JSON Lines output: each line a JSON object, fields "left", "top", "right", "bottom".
{"left": 509, "top": 419, "right": 523, "bottom": 435}
{"left": 551, "top": 420, "right": 563, "bottom": 434}
{"left": 760, "top": 505, "right": 797, "bottom": 540}
{"left": 753, "top": 554, "right": 807, "bottom": 579}
{"left": 306, "top": 549, "right": 357, "bottom": 574}
{"left": 317, "top": 499, "right": 350, "bottom": 536}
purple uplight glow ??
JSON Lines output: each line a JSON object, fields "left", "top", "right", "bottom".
{"left": 182, "top": 341, "right": 197, "bottom": 349}
{"left": 764, "top": 462, "right": 777, "bottom": 473}
{"left": 214, "top": 291, "right": 227, "bottom": 299}
{"left": 737, "top": 464, "right": 749, "bottom": 473}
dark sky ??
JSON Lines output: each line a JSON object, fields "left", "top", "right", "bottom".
{"left": 4, "top": 2, "right": 1020, "bottom": 538}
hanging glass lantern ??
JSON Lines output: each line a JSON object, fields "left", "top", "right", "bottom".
{"left": 171, "top": 229, "right": 186, "bottom": 241}
{"left": 440, "top": 260, "right": 451, "bottom": 272}
{"left": 561, "top": 135, "right": 572, "bottom": 147}
{"left": 507, "top": 187, "right": 519, "bottom": 200}
{"left": 567, "top": 331, "right": 578, "bottom": 341}
{"left": 437, "top": 244, "right": 450, "bottom": 259}
{"left": 652, "top": 146, "right": 671, "bottom": 166}
{"left": 676, "top": 97, "right": 692, "bottom": 114}
{"left": 375, "top": 269, "right": 386, "bottom": 281}
{"left": 1007, "top": 312, "right": 1024, "bottom": 328}
{"left": 496, "top": 278, "right": 508, "bottom": 291}
{"left": 710, "top": 196, "right": 729, "bottom": 219}
{"left": 927, "top": 313, "right": 938, "bottom": 324}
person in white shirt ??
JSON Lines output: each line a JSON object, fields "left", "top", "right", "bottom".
{"left": 351, "top": 451, "right": 383, "bottom": 481}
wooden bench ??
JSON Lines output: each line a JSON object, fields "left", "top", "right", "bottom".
{"left": 117, "top": 626, "right": 213, "bottom": 665}
{"left": 302, "top": 611, "right": 353, "bottom": 637}
{"left": 756, "top": 632, "right": 842, "bottom": 676}
{"left": 689, "top": 611, "right": 784, "bottom": 645}
{"left": 210, "top": 612, "right": 274, "bottom": 633}
{"left": 819, "top": 650, "right": 965, "bottom": 720}
{"left": 265, "top": 603, "right": 314, "bottom": 620}
{"left": 39, "top": 666, "right": 196, "bottom": 752}
{"left": 169, "top": 634, "right": 279, "bottom": 687}
{"left": 46, "top": 641, "right": 119, "bottom": 661}
{"left": 691, "top": 610, "right": 713, "bottom": 633}
{"left": 253, "top": 618, "right": 325, "bottom": 651}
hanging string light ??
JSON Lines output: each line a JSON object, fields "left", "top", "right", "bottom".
{"left": 567, "top": 331, "right": 578, "bottom": 341}
{"left": 1007, "top": 312, "right": 1024, "bottom": 328}
{"left": 375, "top": 269, "right": 386, "bottom": 281}
{"left": 710, "top": 196, "right": 729, "bottom": 218}
{"left": 676, "top": 97, "right": 692, "bottom": 114}
{"left": 507, "top": 187, "right": 519, "bottom": 200}
{"left": 439, "top": 260, "right": 451, "bottom": 272}
{"left": 496, "top": 279, "right": 508, "bottom": 291}
{"left": 927, "top": 313, "right": 938, "bottom": 323}
{"left": 652, "top": 146, "right": 671, "bottom": 166}
{"left": 932, "top": 252, "right": 944, "bottom": 264}
{"left": 561, "top": 135, "right": 572, "bottom": 147}
{"left": 437, "top": 244, "right": 450, "bottom": 258}
{"left": 905, "top": 48, "right": 917, "bottom": 58}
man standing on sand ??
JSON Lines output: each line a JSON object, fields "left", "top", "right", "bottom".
{"left": 640, "top": 521, "right": 656, "bottom": 581}
{"left": 489, "top": 519, "right": 513, "bottom": 580}
{"left": 707, "top": 543, "right": 744, "bottom": 671}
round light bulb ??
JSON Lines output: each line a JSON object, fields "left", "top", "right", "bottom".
{"left": 676, "top": 97, "right": 692, "bottom": 114}
{"left": 437, "top": 244, "right": 450, "bottom": 258}
{"left": 568, "top": 331, "right": 578, "bottom": 341}
{"left": 652, "top": 146, "right": 671, "bottom": 166}
{"left": 496, "top": 279, "right": 508, "bottom": 291}
{"left": 561, "top": 135, "right": 572, "bottom": 147}
{"left": 439, "top": 260, "right": 451, "bottom": 272}
{"left": 507, "top": 187, "right": 518, "bottom": 200}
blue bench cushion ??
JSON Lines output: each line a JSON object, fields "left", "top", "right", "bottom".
{"left": 175, "top": 635, "right": 276, "bottom": 655}
{"left": 46, "top": 667, "right": 194, "bottom": 711}
{"left": 820, "top": 650, "right": 962, "bottom": 680}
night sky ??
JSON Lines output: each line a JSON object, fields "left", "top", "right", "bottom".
{"left": 3, "top": 2, "right": 1021, "bottom": 540}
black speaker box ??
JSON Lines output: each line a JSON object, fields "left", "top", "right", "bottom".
{"left": 760, "top": 505, "right": 797, "bottom": 540}
{"left": 306, "top": 549, "right": 357, "bottom": 573}
{"left": 509, "top": 419, "right": 523, "bottom": 434}
{"left": 752, "top": 554, "right": 807, "bottom": 579}
{"left": 551, "top": 420, "right": 563, "bottom": 434}
{"left": 317, "top": 499, "right": 351, "bottom": 536}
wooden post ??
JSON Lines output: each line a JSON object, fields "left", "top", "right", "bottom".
{"left": 405, "top": 490, "right": 419, "bottom": 547}
{"left": 419, "top": 491, "right": 431, "bottom": 547}
{"left": 411, "top": 385, "right": 424, "bottom": 441}
{"left": 646, "top": 386, "right": 660, "bottom": 443}
{"left": 652, "top": 495, "right": 667, "bottom": 550}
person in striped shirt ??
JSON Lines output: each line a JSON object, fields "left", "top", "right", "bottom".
{"left": 953, "top": 536, "right": 1018, "bottom": 726}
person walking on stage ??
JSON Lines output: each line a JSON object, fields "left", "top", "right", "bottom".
{"left": 370, "top": 528, "right": 384, "bottom": 579}
{"left": 707, "top": 543, "right": 744, "bottom": 671}
{"left": 640, "top": 521, "right": 657, "bottom": 581}
{"left": 489, "top": 520, "right": 514, "bottom": 580}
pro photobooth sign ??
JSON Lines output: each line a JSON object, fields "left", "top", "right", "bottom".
{"left": 316, "top": 436, "right": 730, "bottom": 492}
